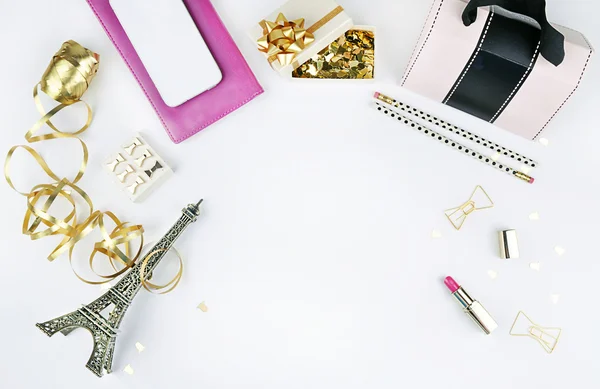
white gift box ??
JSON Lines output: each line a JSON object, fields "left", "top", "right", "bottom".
{"left": 248, "top": 0, "right": 375, "bottom": 79}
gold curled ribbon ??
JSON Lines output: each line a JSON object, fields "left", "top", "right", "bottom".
{"left": 257, "top": 6, "right": 344, "bottom": 67}
{"left": 4, "top": 40, "right": 149, "bottom": 286}
{"left": 139, "top": 246, "right": 183, "bottom": 294}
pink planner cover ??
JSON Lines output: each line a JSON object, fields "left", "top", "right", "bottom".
{"left": 86, "top": 0, "right": 264, "bottom": 143}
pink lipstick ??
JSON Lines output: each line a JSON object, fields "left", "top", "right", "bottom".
{"left": 444, "top": 276, "right": 498, "bottom": 335}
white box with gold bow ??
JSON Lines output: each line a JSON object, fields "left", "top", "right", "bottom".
{"left": 248, "top": 0, "right": 376, "bottom": 79}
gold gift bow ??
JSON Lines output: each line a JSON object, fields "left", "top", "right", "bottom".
{"left": 257, "top": 6, "right": 344, "bottom": 67}
{"left": 4, "top": 40, "right": 180, "bottom": 292}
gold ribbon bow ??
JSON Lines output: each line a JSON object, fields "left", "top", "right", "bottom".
{"left": 444, "top": 186, "right": 494, "bottom": 230}
{"left": 258, "top": 13, "right": 315, "bottom": 67}
{"left": 257, "top": 6, "right": 344, "bottom": 67}
{"left": 2, "top": 41, "right": 184, "bottom": 289}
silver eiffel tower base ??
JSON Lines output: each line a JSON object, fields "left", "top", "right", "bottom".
{"left": 36, "top": 200, "right": 203, "bottom": 377}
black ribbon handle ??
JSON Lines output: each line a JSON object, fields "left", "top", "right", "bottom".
{"left": 462, "top": 0, "right": 565, "bottom": 66}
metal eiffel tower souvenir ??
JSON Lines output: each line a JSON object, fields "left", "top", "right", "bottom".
{"left": 36, "top": 200, "right": 204, "bottom": 377}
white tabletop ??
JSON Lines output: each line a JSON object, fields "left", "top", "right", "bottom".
{"left": 1, "top": 0, "right": 599, "bottom": 388}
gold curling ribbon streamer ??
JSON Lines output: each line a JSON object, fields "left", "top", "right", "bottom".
{"left": 139, "top": 246, "right": 184, "bottom": 295}
{"left": 257, "top": 6, "right": 344, "bottom": 67}
{"left": 3, "top": 40, "right": 178, "bottom": 290}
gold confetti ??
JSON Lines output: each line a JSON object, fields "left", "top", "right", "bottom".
{"left": 292, "top": 29, "right": 375, "bottom": 79}
{"left": 551, "top": 294, "right": 560, "bottom": 304}
{"left": 123, "top": 364, "right": 134, "bottom": 375}
{"left": 135, "top": 342, "right": 145, "bottom": 353}
{"left": 521, "top": 165, "right": 531, "bottom": 174}
{"left": 491, "top": 152, "right": 501, "bottom": 162}
{"left": 539, "top": 138, "right": 549, "bottom": 146}
{"left": 529, "top": 262, "right": 541, "bottom": 271}
{"left": 554, "top": 246, "right": 566, "bottom": 256}
{"left": 431, "top": 229, "right": 442, "bottom": 239}
{"left": 487, "top": 270, "right": 498, "bottom": 280}
{"left": 529, "top": 212, "right": 540, "bottom": 221}
{"left": 197, "top": 301, "right": 208, "bottom": 312}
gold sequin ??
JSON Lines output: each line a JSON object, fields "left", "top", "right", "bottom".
{"left": 431, "top": 229, "right": 442, "bottom": 239}
{"left": 197, "top": 301, "right": 208, "bottom": 312}
{"left": 292, "top": 29, "right": 375, "bottom": 79}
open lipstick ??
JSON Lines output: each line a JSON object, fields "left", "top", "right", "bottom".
{"left": 444, "top": 276, "right": 498, "bottom": 335}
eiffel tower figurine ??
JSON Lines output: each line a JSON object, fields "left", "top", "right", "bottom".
{"left": 36, "top": 200, "right": 204, "bottom": 377}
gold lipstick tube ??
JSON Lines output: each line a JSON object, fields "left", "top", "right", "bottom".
{"left": 452, "top": 287, "right": 498, "bottom": 335}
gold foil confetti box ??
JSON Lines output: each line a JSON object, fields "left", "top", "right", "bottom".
{"left": 248, "top": 0, "right": 376, "bottom": 79}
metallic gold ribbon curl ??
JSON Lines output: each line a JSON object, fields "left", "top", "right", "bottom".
{"left": 69, "top": 211, "right": 145, "bottom": 285}
{"left": 4, "top": 40, "right": 149, "bottom": 286}
{"left": 23, "top": 179, "right": 91, "bottom": 246}
{"left": 139, "top": 247, "right": 183, "bottom": 294}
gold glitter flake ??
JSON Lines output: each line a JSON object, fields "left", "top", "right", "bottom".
{"left": 554, "top": 246, "right": 566, "bottom": 256}
{"left": 197, "top": 301, "right": 209, "bottom": 312}
{"left": 529, "top": 262, "right": 541, "bottom": 272}
{"left": 431, "top": 229, "right": 442, "bottom": 239}
{"left": 487, "top": 270, "right": 498, "bottom": 280}
{"left": 123, "top": 364, "right": 134, "bottom": 375}
{"left": 292, "top": 29, "right": 375, "bottom": 79}
{"left": 135, "top": 342, "right": 145, "bottom": 353}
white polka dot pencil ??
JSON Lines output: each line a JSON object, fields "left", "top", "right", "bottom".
{"left": 372, "top": 101, "right": 535, "bottom": 184}
{"left": 375, "top": 92, "right": 538, "bottom": 168}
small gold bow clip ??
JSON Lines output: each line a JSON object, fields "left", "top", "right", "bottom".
{"left": 445, "top": 186, "right": 494, "bottom": 230}
{"left": 509, "top": 311, "right": 562, "bottom": 354}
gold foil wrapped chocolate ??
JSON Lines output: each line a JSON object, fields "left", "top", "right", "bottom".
{"left": 292, "top": 29, "right": 375, "bottom": 79}
{"left": 257, "top": 13, "right": 315, "bottom": 67}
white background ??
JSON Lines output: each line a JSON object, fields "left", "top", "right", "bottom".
{"left": 1, "top": 0, "right": 599, "bottom": 388}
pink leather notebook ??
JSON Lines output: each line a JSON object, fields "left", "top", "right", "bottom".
{"left": 86, "top": 0, "right": 263, "bottom": 143}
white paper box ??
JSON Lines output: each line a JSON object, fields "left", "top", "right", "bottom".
{"left": 104, "top": 134, "right": 173, "bottom": 203}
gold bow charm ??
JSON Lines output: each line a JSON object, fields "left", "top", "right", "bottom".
{"left": 445, "top": 186, "right": 494, "bottom": 230}
{"left": 257, "top": 13, "right": 315, "bottom": 67}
